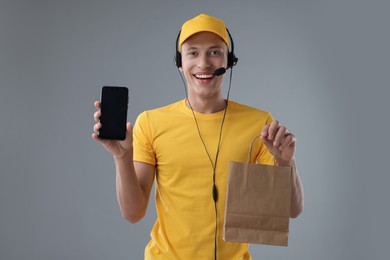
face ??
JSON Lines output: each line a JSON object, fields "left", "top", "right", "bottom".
{"left": 180, "top": 32, "right": 228, "bottom": 100}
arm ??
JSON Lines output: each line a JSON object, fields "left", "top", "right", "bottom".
{"left": 287, "top": 160, "right": 304, "bottom": 218}
{"left": 261, "top": 120, "right": 304, "bottom": 218}
{"left": 92, "top": 101, "right": 155, "bottom": 223}
{"left": 115, "top": 156, "right": 155, "bottom": 223}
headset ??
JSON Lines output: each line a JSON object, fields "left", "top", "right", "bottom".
{"left": 174, "top": 28, "right": 238, "bottom": 69}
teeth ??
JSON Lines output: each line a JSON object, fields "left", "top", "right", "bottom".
{"left": 195, "top": 74, "right": 213, "bottom": 79}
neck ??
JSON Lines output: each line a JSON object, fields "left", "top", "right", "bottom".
{"left": 186, "top": 96, "right": 227, "bottom": 114}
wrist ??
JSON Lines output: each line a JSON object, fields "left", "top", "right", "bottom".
{"left": 113, "top": 150, "right": 133, "bottom": 161}
{"left": 276, "top": 158, "right": 295, "bottom": 167}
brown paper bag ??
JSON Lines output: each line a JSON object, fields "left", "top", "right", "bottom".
{"left": 223, "top": 135, "right": 292, "bottom": 246}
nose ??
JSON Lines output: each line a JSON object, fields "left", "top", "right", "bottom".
{"left": 197, "top": 53, "right": 211, "bottom": 70}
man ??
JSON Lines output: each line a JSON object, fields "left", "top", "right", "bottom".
{"left": 92, "top": 14, "right": 303, "bottom": 260}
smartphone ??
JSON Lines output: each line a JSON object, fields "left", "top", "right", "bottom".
{"left": 99, "top": 86, "right": 128, "bottom": 140}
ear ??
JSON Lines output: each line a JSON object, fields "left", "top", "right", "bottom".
{"left": 178, "top": 67, "right": 183, "bottom": 72}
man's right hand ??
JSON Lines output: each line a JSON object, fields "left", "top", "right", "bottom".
{"left": 92, "top": 101, "right": 134, "bottom": 159}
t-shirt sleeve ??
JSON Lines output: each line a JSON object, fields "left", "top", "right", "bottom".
{"left": 256, "top": 112, "right": 275, "bottom": 165}
{"left": 133, "top": 111, "right": 157, "bottom": 166}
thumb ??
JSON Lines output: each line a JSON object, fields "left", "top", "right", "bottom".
{"left": 118, "top": 122, "right": 134, "bottom": 152}
{"left": 126, "top": 122, "right": 133, "bottom": 131}
{"left": 125, "top": 122, "right": 133, "bottom": 139}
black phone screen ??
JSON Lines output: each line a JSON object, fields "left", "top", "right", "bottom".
{"left": 99, "top": 86, "right": 128, "bottom": 140}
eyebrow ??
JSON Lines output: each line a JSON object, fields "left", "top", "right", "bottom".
{"left": 184, "top": 47, "right": 198, "bottom": 52}
{"left": 183, "top": 45, "right": 224, "bottom": 52}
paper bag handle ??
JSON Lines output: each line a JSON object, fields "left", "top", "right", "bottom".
{"left": 247, "top": 134, "right": 262, "bottom": 163}
{"left": 247, "top": 134, "right": 276, "bottom": 164}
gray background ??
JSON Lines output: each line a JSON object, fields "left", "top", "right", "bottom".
{"left": 1, "top": 0, "right": 389, "bottom": 259}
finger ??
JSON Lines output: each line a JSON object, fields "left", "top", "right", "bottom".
{"left": 125, "top": 122, "right": 133, "bottom": 138}
{"left": 260, "top": 135, "right": 274, "bottom": 151}
{"left": 93, "top": 122, "right": 102, "bottom": 134}
{"left": 91, "top": 132, "right": 110, "bottom": 146}
{"left": 91, "top": 132, "right": 99, "bottom": 140}
{"left": 273, "top": 126, "right": 287, "bottom": 146}
{"left": 126, "top": 122, "right": 133, "bottom": 131}
{"left": 267, "top": 120, "right": 280, "bottom": 140}
{"left": 280, "top": 133, "right": 296, "bottom": 149}
{"left": 94, "top": 110, "right": 101, "bottom": 122}
{"left": 94, "top": 100, "right": 101, "bottom": 109}
{"left": 261, "top": 124, "right": 270, "bottom": 138}
{"left": 92, "top": 124, "right": 102, "bottom": 140}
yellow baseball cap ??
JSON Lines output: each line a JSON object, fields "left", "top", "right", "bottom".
{"left": 179, "top": 14, "right": 230, "bottom": 52}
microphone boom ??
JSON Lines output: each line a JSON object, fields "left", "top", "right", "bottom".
{"left": 214, "top": 68, "right": 226, "bottom": 76}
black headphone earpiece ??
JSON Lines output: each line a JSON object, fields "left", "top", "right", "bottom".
{"left": 175, "top": 32, "right": 182, "bottom": 68}
{"left": 174, "top": 28, "right": 238, "bottom": 69}
{"left": 226, "top": 29, "right": 238, "bottom": 68}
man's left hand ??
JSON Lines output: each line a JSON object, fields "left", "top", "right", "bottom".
{"left": 260, "top": 120, "right": 296, "bottom": 166}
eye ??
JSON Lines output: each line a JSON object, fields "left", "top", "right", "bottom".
{"left": 186, "top": 51, "right": 198, "bottom": 57}
{"left": 209, "top": 50, "right": 223, "bottom": 56}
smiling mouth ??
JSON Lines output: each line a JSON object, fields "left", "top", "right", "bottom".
{"left": 194, "top": 74, "right": 214, "bottom": 80}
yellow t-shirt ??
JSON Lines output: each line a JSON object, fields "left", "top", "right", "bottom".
{"left": 133, "top": 99, "right": 274, "bottom": 259}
